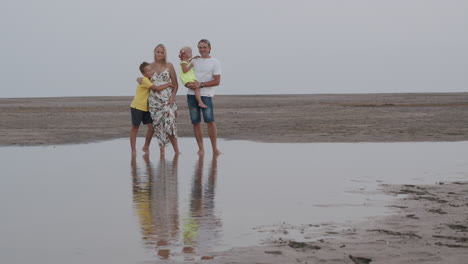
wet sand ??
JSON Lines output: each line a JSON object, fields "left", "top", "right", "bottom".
{"left": 1, "top": 93, "right": 468, "bottom": 263}
{"left": 206, "top": 182, "right": 468, "bottom": 264}
{"left": 1, "top": 93, "right": 467, "bottom": 146}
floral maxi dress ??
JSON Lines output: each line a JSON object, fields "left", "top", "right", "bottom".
{"left": 148, "top": 68, "right": 178, "bottom": 148}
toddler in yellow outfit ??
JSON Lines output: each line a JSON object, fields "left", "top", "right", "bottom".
{"left": 179, "top": 47, "right": 207, "bottom": 108}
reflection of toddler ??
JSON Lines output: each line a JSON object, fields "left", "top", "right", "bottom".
{"left": 179, "top": 47, "right": 207, "bottom": 108}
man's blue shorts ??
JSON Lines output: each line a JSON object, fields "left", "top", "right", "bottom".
{"left": 187, "top": 95, "right": 215, "bottom": 124}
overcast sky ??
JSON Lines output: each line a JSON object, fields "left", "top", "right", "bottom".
{"left": 1, "top": 0, "right": 467, "bottom": 98}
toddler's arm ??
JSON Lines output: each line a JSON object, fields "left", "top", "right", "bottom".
{"left": 181, "top": 61, "right": 194, "bottom": 73}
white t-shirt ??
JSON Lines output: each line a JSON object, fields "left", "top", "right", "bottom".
{"left": 187, "top": 57, "right": 222, "bottom": 97}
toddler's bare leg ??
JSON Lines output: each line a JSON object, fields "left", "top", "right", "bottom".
{"left": 195, "top": 88, "right": 208, "bottom": 108}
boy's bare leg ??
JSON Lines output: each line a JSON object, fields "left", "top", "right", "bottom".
{"left": 195, "top": 88, "right": 208, "bottom": 108}
{"left": 168, "top": 134, "right": 180, "bottom": 154}
{"left": 130, "top": 125, "right": 139, "bottom": 155}
{"left": 142, "top": 124, "right": 154, "bottom": 152}
{"left": 207, "top": 122, "right": 221, "bottom": 155}
{"left": 193, "top": 122, "right": 205, "bottom": 155}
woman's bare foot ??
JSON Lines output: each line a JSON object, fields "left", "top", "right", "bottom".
{"left": 197, "top": 149, "right": 205, "bottom": 155}
{"left": 142, "top": 145, "right": 150, "bottom": 152}
{"left": 159, "top": 148, "right": 165, "bottom": 157}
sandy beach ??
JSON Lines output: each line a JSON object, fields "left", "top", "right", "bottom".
{"left": 1, "top": 93, "right": 467, "bottom": 263}
{"left": 1, "top": 93, "right": 467, "bottom": 146}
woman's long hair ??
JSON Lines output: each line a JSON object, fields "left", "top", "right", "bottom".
{"left": 154, "top": 43, "right": 167, "bottom": 65}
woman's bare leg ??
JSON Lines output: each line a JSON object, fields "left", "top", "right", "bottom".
{"left": 168, "top": 134, "right": 180, "bottom": 154}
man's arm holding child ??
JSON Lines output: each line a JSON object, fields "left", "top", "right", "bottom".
{"left": 186, "top": 75, "right": 221, "bottom": 90}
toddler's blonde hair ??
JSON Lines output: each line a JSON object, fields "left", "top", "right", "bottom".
{"left": 178, "top": 46, "right": 192, "bottom": 60}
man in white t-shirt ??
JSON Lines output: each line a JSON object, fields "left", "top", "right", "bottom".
{"left": 185, "top": 39, "right": 222, "bottom": 155}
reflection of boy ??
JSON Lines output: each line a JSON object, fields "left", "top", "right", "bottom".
{"left": 129, "top": 62, "right": 157, "bottom": 154}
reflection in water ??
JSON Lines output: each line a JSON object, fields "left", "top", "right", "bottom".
{"left": 3, "top": 140, "right": 467, "bottom": 264}
{"left": 183, "top": 154, "right": 222, "bottom": 254}
{"left": 131, "top": 154, "right": 179, "bottom": 259}
{"left": 131, "top": 153, "right": 222, "bottom": 260}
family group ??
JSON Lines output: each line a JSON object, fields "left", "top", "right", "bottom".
{"left": 130, "top": 39, "right": 222, "bottom": 156}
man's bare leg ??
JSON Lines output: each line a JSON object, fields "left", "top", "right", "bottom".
{"left": 207, "top": 122, "right": 221, "bottom": 155}
{"left": 142, "top": 124, "right": 154, "bottom": 152}
{"left": 193, "top": 122, "right": 204, "bottom": 155}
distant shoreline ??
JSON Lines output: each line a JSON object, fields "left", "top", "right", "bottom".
{"left": 1, "top": 93, "right": 467, "bottom": 146}
{"left": 2, "top": 91, "right": 467, "bottom": 100}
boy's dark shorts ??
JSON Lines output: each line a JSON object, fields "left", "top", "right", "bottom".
{"left": 187, "top": 95, "right": 215, "bottom": 124}
{"left": 131, "top": 107, "right": 153, "bottom": 126}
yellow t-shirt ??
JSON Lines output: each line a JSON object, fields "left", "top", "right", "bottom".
{"left": 130, "top": 77, "right": 152, "bottom": 111}
{"left": 179, "top": 61, "right": 197, "bottom": 85}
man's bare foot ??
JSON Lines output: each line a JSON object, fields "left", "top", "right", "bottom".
{"left": 213, "top": 149, "right": 222, "bottom": 155}
{"left": 198, "top": 103, "right": 208, "bottom": 108}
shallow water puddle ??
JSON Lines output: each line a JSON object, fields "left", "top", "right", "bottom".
{"left": 1, "top": 139, "right": 467, "bottom": 263}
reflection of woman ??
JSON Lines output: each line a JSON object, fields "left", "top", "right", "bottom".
{"left": 148, "top": 44, "right": 180, "bottom": 156}
{"left": 131, "top": 153, "right": 180, "bottom": 259}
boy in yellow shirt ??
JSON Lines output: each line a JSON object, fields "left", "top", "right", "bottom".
{"left": 129, "top": 62, "right": 164, "bottom": 154}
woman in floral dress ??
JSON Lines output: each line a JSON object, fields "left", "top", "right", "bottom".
{"left": 148, "top": 44, "right": 180, "bottom": 156}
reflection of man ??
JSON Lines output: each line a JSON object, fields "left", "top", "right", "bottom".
{"left": 131, "top": 154, "right": 180, "bottom": 259}
{"left": 182, "top": 154, "right": 221, "bottom": 253}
